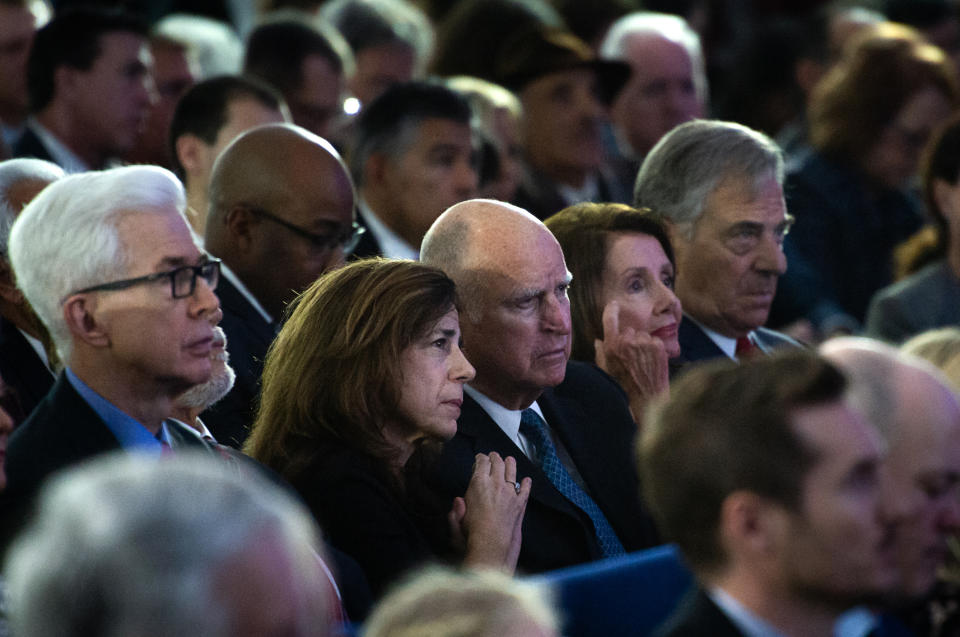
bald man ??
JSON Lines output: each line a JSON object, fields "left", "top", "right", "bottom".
{"left": 417, "top": 199, "right": 659, "bottom": 573}
{"left": 202, "top": 123, "right": 358, "bottom": 447}
{"left": 821, "top": 338, "right": 960, "bottom": 629}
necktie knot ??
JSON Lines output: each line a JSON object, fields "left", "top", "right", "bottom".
{"left": 735, "top": 335, "right": 756, "bottom": 358}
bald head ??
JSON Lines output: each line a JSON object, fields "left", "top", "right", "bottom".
{"left": 422, "top": 199, "right": 572, "bottom": 409}
{"left": 422, "top": 199, "right": 554, "bottom": 279}
{"left": 205, "top": 123, "right": 355, "bottom": 318}
{"left": 821, "top": 337, "right": 960, "bottom": 600}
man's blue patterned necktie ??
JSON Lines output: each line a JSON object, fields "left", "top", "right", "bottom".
{"left": 520, "top": 408, "right": 625, "bottom": 557}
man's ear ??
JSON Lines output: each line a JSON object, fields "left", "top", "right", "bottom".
{"left": 223, "top": 205, "right": 257, "bottom": 252}
{"left": 175, "top": 134, "right": 209, "bottom": 178}
{"left": 0, "top": 260, "right": 24, "bottom": 305}
{"left": 719, "top": 490, "right": 782, "bottom": 558}
{"left": 62, "top": 295, "right": 110, "bottom": 348}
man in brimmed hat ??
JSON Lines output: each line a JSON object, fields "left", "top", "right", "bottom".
{"left": 493, "top": 27, "right": 630, "bottom": 220}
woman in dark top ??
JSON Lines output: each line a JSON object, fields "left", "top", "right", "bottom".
{"left": 244, "top": 259, "right": 531, "bottom": 597}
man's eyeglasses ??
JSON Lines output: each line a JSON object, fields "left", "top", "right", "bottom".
{"left": 67, "top": 258, "right": 221, "bottom": 301}
{"left": 247, "top": 207, "right": 365, "bottom": 255}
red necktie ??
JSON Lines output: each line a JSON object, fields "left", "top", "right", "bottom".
{"left": 735, "top": 336, "right": 756, "bottom": 359}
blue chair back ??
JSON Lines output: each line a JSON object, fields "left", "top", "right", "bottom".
{"left": 529, "top": 544, "right": 694, "bottom": 637}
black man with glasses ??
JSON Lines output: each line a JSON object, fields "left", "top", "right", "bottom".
{"left": 0, "top": 165, "right": 224, "bottom": 547}
{"left": 203, "top": 123, "right": 356, "bottom": 447}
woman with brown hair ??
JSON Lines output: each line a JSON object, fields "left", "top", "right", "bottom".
{"left": 544, "top": 202, "right": 681, "bottom": 422}
{"left": 244, "top": 259, "right": 531, "bottom": 597}
{"left": 777, "top": 22, "right": 959, "bottom": 333}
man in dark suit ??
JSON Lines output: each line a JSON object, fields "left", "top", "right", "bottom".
{"left": 640, "top": 353, "right": 898, "bottom": 636}
{"left": 0, "top": 164, "right": 223, "bottom": 545}
{"left": 13, "top": 8, "right": 151, "bottom": 172}
{"left": 0, "top": 158, "right": 63, "bottom": 424}
{"left": 351, "top": 81, "right": 477, "bottom": 260}
{"left": 418, "top": 198, "right": 660, "bottom": 573}
{"left": 202, "top": 123, "right": 357, "bottom": 447}
{"left": 634, "top": 120, "right": 801, "bottom": 369}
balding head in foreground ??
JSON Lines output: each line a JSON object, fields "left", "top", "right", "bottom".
{"left": 821, "top": 337, "right": 960, "bottom": 602}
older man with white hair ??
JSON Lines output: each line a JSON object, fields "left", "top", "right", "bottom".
{"left": 5, "top": 453, "right": 337, "bottom": 637}
{"left": 0, "top": 164, "right": 222, "bottom": 545}
{"left": 600, "top": 12, "right": 706, "bottom": 164}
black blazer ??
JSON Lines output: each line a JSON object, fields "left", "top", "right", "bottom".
{"left": 413, "top": 361, "right": 660, "bottom": 574}
{"left": 0, "top": 374, "right": 122, "bottom": 551}
{"left": 672, "top": 316, "right": 803, "bottom": 373}
{"left": 0, "top": 318, "right": 55, "bottom": 424}
{"left": 12, "top": 126, "right": 56, "bottom": 164}
{"left": 654, "top": 588, "right": 745, "bottom": 637}
{"left": 290, "top": 441, "right": 436, "bottom": 599}
{"left": 350, "top": 209, "right": 383, "bottom": 259}
{"left": 201, "top": 275, "right": 276, "bottom": 448}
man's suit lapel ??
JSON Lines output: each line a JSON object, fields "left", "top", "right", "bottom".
{"left": 538, "top": 386, "right": 633, "bottom": 538}
{"left": 12, "top": 127, "right": 56, "bottom": 165}
{"left": 456, "top": 394, "right": 587, "bottom": 519}
{"left": 42, "top": 375, "right": 123, "bottom": 459}
{"left": 676, "top": 317, "right": 727, "bottom": 366}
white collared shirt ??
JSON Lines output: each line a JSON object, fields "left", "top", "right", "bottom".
{"left": 464, "top": 385, "right": 541, "bottom": 458}
{"left": 686, "top": 314, "right": 757, "bottom": 361}
{"left": 358, "top": 198, "right": 419, "bottom": 260}
{"left": 26, "top": 119, "right": 90, "bottom": 174}
{"left": 220, "top": 261, "right": 273, "bottom": 325}
{"left": 557, "top": 173, "right": 599, "bottom": 207}
{"left": 709, "top": 587, "right": 785, "bottom": 637}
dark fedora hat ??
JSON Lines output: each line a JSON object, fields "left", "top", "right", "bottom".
{"left": 492, "top": 26, "right": 630, "bottom": 105}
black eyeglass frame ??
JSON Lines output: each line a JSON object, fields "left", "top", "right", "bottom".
{"left": 246, "top": 206, "right": 365, "bottom": 255}
{"left": 66, "top": 258, "right": 222, "bottom": 302}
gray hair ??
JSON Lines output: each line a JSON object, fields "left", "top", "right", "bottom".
{"left": 8, "top": 165, "right": 187, "bottom": 362}
{"left": 0, "top": 158, "right": 64, "bottom": 257}
{"left": 4, "top": 452, "right": 330, "bottom": 637}
{"left": 320, "top": 0, "right": 433, "bottom": 76}
{"left": 363, "top": 566, "right": 559, "bottom": 637}
{"left": 600, "top": 11, "right": 708, "bottom": 107}
{"left": 633, "top": 120, "right": 784, "bottom": 235}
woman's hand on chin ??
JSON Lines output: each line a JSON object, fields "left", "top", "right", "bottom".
{"left": 595, "top": 301, "right": 670, "bottom": 425}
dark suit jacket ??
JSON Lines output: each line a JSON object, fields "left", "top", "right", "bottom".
{"left": 671, "top": 316, "right": 802, "bottom": 376}
{"left": 0, "top": 318, "right": 54, "bottom": 424}
{"left": 0, "top": 374, "right": 122, "bottom": 551}
{"left": 864, "top": 260, "right": 960, "bottom": 344}
{"left": 413, "top": 361, "right": 660, "bottom": 574}
{"left": 654, "top": 588, "right": 745, "bottom": 637}
{"left": 350, "top": 209, "right": 383, "bottom": 259}
{"left": 290, "top": 441, "right": 435, "bottom": 599}
{"left": 11, "top": 126, "right": 56, "bottom": 164}
{"left": 201, "top": 275, "right": 276, "bottom": 448}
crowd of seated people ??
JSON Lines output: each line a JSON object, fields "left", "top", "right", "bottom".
{"left": 1, "top": 1, "right": 960, "bottom": 636}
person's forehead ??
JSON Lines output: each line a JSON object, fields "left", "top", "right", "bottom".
{"left": 701, "top": 174, "right": 785, "bottom": 226}
{"left": 793, "top": 400, "right": 881, "bottom": 471}
{"left": 404, "top": 117, "right": 472, "bottom": 151}
{"left": 0, "top": 5, "right": 36, "bottom": 40}
{"left": 624, "top": 33, "right": 691, "bottom": 70}
{"left": 116, "top": 208, "right": 200, "bottom": 268}
{"left": 891, "top": 381, "right": 960, "bottom": 472}
{"left": 474, "top": 230, "right": 568, "bottom": 292}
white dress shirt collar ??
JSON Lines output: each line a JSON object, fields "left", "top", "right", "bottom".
{"left": 358, "top": 198, "right": 420, "bottom": 260}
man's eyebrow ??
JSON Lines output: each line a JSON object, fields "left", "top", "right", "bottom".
{"left": 155, "top": 254, "right": 204, "bottom": 270}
